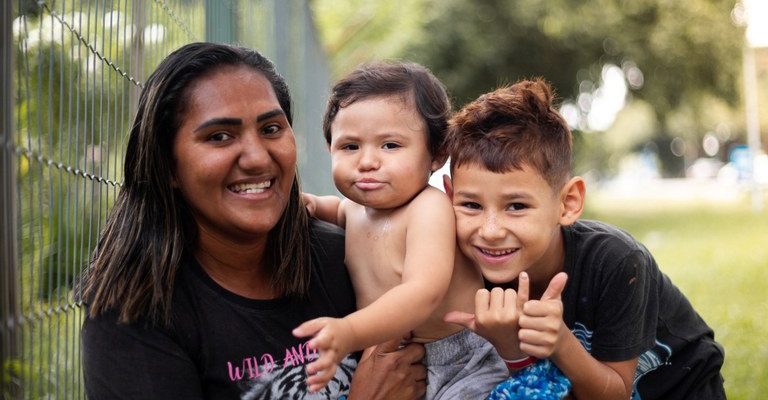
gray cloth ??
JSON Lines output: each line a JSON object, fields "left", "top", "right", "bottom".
{"left": 424, "top": 329, "right": 509, "bottom": 400}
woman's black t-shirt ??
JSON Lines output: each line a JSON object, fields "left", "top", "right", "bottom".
{"left": 82, "top": 220, "right": 357, "bottom": 399}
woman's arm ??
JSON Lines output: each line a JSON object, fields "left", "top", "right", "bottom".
{"left": 81, "top": 310, "right": 204, "bottom": 400}
{"left": 348, "top": 339, "right": 427, "bottom": 400}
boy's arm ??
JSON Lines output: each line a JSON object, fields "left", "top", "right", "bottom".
{"left": 294, "top": 189, "right": 455, "bottom": 389}
{"left": 519, "top": 276, "right": 636, "bottom": 399}
{"left": 549, "top": 331, "right": 637, "bottom": 400}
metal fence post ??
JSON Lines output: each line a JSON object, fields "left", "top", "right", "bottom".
{"left": 205, "top": 0, "right": 236, "bottom": 44}
{"left": 1, "top": 0, "right": 20, "bottom": 398}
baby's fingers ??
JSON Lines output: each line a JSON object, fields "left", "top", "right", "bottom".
{"left": 293, "top": 317, "right": 328, "bottom": 339}
{"left": 306, "top": 359, "right": 338, "bottom": 392}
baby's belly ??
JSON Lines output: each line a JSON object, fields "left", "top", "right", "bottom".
{"left": 411, "top": 317, "right": 465, "bottom": 343}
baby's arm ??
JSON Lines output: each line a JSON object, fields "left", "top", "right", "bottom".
{"left": 519, "top": 273, "right": 636, "bottom": 399}
{"left": 294, "top": 189, "right": 455, "bottom": 391}
{"left": 302, "top": 193, "right": 346, "bottom": 227}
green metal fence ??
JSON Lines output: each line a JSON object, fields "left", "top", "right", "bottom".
{"left": 1, "top": 1, "right": 334, "bottom": 398}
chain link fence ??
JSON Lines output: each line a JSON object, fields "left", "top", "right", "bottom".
{"left": 1, "top": 1, "right": 333, "bottom": 398}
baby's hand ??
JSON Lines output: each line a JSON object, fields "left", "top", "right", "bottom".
{"left": 518, "top": 272, "right": 568, "bottom": 359}
{"left": 444, "top": 272, "right": 531, "bottom": 360}
{"left": 293, "top": 317, "right": 355, "bottom": 392}
{"left": 301, "top": 192, "right": 318, "bottom": 217}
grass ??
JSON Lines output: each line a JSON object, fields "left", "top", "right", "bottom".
{"left": 584, "top": 189, "right": 768, "bottom": 400}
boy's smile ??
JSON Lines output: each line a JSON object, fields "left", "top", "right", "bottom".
{"left": 448, "top": 163, "right": 567, "bottom": 287}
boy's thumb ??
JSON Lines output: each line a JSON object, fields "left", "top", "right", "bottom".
{"left": 443, "top": 311, "right": 476, "bottom": 331}
{"left": 541, "top": 272, "right": 568, "bottom": 301}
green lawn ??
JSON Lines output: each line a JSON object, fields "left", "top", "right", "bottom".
{"left": 583, "top": 192, "right": 768, "bottom": 400}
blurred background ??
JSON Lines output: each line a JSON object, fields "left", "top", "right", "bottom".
{"left": 1, "top": 0, "right": 766, "bottom": 398}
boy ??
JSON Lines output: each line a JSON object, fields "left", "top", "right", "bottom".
{"left": 294, "top": 62, "right": 508, "bottom": 397}
{"left": 443, "top": 78, "right": 726, "bottom": 399}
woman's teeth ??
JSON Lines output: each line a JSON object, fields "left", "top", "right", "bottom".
{"left": 229, "top": 181, "right": 271, "bottom": 193}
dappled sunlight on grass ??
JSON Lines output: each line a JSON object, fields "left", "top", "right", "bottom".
{"left": 584, "top": 193, "right": 768, "bottom": 400}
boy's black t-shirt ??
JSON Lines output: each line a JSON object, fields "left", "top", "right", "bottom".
{"left": 82, "top": 220, "right": 358, "bottom": 400}
{"left": 561, "top": 220, "right": 724, "bottom": 400}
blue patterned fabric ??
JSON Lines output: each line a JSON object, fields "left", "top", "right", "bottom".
{"left": 486, "top": 359, "right": 571, "bottom": 400}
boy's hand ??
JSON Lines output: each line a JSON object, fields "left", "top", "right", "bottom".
{"left": 518, "top": 272, "right": 568, "bottom": 359}
{"left": 444, "top": 272, "right": 531, "bottom": 360}
{"left": 301, "top": 192, "right": 318, "bottom": 217}
{"left": 293, "top": 317, "right": 355, "bottom": 392}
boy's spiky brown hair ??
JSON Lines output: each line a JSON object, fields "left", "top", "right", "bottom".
{"left": 447, "top": 78, "right": 572, "bottom": 189}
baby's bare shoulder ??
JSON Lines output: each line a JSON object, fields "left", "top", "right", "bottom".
{"left": 409, "top": 186, "right": 452, "bottom": 209}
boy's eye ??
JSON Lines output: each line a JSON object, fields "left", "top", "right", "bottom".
{"left": 382, "top": 142, "right": 401, "bottom": 150}
{"left": 508, "top": 203, "right": 527, "bottom": 211}
{"left": 209, "top": 131, "right": 233, "bottom": 142}
{"left": 340, "top": 143, "right": 359, "bottom": 151}
{"left": 460, "top": 202, "right": 482, "bottom": 210}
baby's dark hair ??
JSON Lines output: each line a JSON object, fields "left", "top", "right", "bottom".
{"left": 322, "top": 61, "right": 451, "bottom": 158}
{"left": 447, "top": 78, "right": 572, "bottom": 189}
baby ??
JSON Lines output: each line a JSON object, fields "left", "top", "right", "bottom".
{"left": 294, "top": 61, "right": 507, "bottom": 398}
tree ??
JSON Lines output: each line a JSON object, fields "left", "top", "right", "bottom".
{"left": 402, "top": 0, "right": 745, "bottom": 176}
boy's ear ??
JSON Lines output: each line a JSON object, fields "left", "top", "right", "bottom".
{"left": 559, "top": 176, "right": 585, "bottom": 225}
{"left": 443, "top": 174, "right": 454, "bottom": 200}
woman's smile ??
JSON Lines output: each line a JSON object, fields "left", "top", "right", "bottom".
{"left": 173, "top": 66, "right": 297, "bottom": 242}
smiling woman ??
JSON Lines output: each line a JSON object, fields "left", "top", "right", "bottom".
{"left": 79, "top": 42, "right": 426, "bottom": 399}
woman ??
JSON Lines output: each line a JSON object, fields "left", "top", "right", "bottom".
{"left": 81, "top": 42, "right": 425, "bottom": 399}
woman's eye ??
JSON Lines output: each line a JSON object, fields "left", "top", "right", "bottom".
{"left": 382, "top": 142, "right": 401, "bottom": 150}
{"left": 209, "top": 131, "right": 232, "bottom": 142}
{"left": 263, "top": 124, "right": 281, "bottom": 135}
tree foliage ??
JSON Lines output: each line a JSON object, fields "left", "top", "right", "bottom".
{"left": 311, "top": 0, "right": 426, "bottom": 78}
{"left": 313, "top": 0, "right": 748, "bottom": 176}
{"left": 404, "top": 0, "right": 743, "bottom": 111}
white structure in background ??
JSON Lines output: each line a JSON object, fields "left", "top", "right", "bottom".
{"left": 559, "top": 63, "right": 633, "bottom": 132}
{"left": 741, "top": 0, "right": 767, "bottom": 211}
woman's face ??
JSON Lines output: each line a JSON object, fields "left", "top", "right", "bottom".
{"left": 172, "top": 66, "right": 297, "bottom": 244}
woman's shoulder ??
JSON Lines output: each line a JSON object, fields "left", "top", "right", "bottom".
{"left": 309, "top": 218, "right": 345, "bottom": 241}
{"left": 309, "top": 218, "right": 345, "bottom": 258}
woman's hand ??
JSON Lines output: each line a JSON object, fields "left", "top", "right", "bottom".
{"left": 348, "top": 338, "right": 427, "bottom": 400}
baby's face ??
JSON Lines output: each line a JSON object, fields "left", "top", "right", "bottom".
{"left": 328, "top": 95, "right": 439, "bottom": 209}
{"left": 449, "top": 163, "right": 565, "bottom": 284}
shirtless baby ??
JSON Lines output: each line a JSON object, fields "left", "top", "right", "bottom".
{"left": 294, "top": 61, "right": 507, "bottom": 399}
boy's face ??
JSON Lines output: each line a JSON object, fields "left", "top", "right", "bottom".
{"left": 329, "top": 95, "right": 441, "bottom": 209}
{"left": 449, "top": 163, "right": 567, "bottom": 284}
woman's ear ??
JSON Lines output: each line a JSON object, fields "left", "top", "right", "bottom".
{"left": 559, "top": 176, "right": 585, "bottom": 226}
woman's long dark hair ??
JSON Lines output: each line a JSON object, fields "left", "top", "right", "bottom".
{"left": 84, "top": 43, "right": 311, "bottom": 325}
